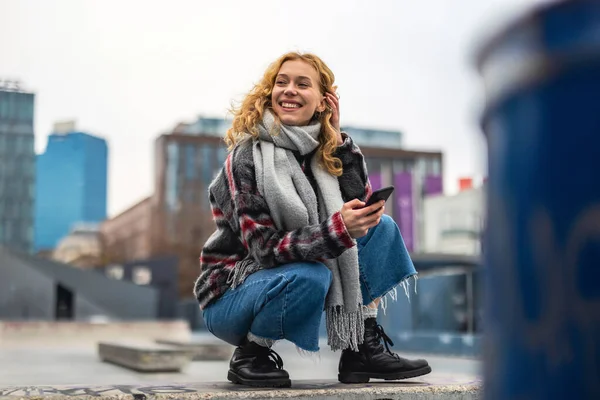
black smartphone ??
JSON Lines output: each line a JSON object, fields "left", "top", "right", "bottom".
{"left": 364, "top": 186, "right": 395, "bottom": 214}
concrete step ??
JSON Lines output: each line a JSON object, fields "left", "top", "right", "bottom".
{"left": 155, "top": 339, "right": 233, "bottom": 361}
{"left": 0, "top": 378, "right": 481, "bottom": 399}
{"left": 0, "top": 321, "right": 191, "bottom": 348}
{"left": 97, "top": 341, "right": 192, "bottom": 372}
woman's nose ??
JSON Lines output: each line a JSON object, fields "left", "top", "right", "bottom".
{"left": 283, "top": 86, "right": 297, "bottom": 96}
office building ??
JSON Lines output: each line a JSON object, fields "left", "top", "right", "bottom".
{"left": 422, "top": 182, "right": 485, "bottom": 255}
{"left": 0, "top": 80, "right": 36, "bottom": 253}
{"left": 35, "top": 121, "right": 108, "bottom": 251}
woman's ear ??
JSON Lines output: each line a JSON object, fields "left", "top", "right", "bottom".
{"left": 316, "top": 97, "right": 327, "bottom": 113}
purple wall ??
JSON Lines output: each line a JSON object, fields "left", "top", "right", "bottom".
{"left": 368, "top": 172, "right": 382, "bottom": 191}
{"left": 394, "top": 172, "right": 414, "bottom": 251}
{"left": 424, "top": 175, "right": 443, "bottom": 196}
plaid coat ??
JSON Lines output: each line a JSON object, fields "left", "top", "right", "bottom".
{"left": 193, "top": 135, "right": 371, "bottom": 309}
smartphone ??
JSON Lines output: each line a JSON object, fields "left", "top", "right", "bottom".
{"left": 364, "top": 186, "right": 395, "bottom": 214}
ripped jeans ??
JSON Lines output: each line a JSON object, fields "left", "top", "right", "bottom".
{"left": 202, "top": 215, "right": 417, "bottom": 352}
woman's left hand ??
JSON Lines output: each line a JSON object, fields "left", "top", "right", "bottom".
{"left": 326, "top": 92, "right": 343, "bottom": 145}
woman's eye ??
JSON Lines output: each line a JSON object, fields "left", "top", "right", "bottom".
{"left": 276, "top": 81, "right": 286, "bottom": 85}
{"left": 298, "top": 83, "right": 308, "bottom": 88}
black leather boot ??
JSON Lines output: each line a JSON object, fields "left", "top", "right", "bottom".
{"left": 227, "top": 339, "right": 291, "bottom": 388}
{"left": 338, "top": 318, "right": 432, "bottom": 383}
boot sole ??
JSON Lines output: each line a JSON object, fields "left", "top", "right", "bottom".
{"left": 338, "top": 365, "right": 432, "bottom": 384}
{"left": 227, "top": 370, "right": 292, "bottom": 388}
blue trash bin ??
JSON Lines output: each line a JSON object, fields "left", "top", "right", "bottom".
{"left": 477, "top": 1, "right": 600, "bottom": 398}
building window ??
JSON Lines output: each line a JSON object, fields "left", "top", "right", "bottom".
{"left": 0, "top": 95, "right": 9, "bottom": 119}
{"left": 27, "top": 225, "right": 33, "bottom": 243}
{"left": 391, "top": 159, "right": 414, "bottom": 173}
{"left": 365, "top": 157, "right": 379, "bottom": 173}
{"left": 185, "top": 145, "right": 196, "bottom": 179}
{"left": 132, "top": 266, "right": 152, "bottom": 285}
{"left": 425, "top": 158, "right": 441, "bottom": 175}
{"left": 17, "top": 135, "right": 33, "bottom": 155}
{"left": 107, "top": 265, "right": 124, "bottom": 280}
{"left": 166, "top": 142, "right": 179, "bottom": 212}
{"left": 201, "top": 145, "right": 213, "bottom": 187}
{"left": 5, "top": 136, "right": 15, "bottom": 154}
{"left": 17, "top": 94, "right": 33, "bottom": 121}
{"left": 217, "top": 146, "right": 228, "bottom": 166}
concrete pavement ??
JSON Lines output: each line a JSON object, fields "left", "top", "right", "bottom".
{"left": 0, "top": 379, "right": 481, "bottom": 399}
{"left": 0, "top": 334, "right": 481, "bottom": 398}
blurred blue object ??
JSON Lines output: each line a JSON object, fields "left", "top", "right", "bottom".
{"left": 477, "top": 0, "right": 600, "bottom": 398}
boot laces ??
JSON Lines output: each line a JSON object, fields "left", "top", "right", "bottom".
{"left": 252, "top": 346, "right": 285, "bottom": 370}
{"left": 373, "top": 324, "right": 399, "bottom": 358}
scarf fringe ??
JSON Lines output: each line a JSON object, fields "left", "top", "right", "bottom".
{"left": 227, "top": 258, "right": 256, "bottom": 289}
{"left": 326, "top": 305, "right": 365, "bottom": 352}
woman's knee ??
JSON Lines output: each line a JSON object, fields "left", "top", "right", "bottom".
{"left": 283, "top": 262, "right": 332, "bottom": 298}
{"left": 379, "top": 214, "right": 395, "bottom": 227}
{"left": 377, "top": 214, "right": 400, "bottom": 235}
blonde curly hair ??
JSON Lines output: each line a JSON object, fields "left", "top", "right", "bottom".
{"left": 225, "top": 52, "right": 342, "bottom": 176}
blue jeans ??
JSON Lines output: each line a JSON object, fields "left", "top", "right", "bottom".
{"left": 202, "top": 215, "right": 416, "bottom": 352}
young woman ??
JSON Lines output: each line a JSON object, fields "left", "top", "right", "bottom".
{"left": 194, "top": 52, "right": 431, "bottom": 388}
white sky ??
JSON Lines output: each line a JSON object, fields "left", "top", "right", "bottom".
{"left": 1, "top": 0, "right": 548, "bottom": 217}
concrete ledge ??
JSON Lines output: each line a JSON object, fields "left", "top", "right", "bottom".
{"left": 0, "top": 378, "right": 481, "bottom": 399}
{"left": 0, "top": 321, "right": 191, "bottom": 348}
{"left": 155, "top": 339, "right": 233, "bottom": 361}
{"left": 98, "top": 342, "right": 192, "bottom": 372}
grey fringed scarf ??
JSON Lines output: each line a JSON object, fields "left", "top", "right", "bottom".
{"left": 252, "top": 110, "right": 364, "bottom": 352}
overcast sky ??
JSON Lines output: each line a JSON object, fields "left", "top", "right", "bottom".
{"left": 1, "top": 0, "right": 548, "bottom": 217}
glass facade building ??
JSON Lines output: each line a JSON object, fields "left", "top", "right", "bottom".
{"left": 35, "top": 130, "right": 108, "bottom": 251}
{"left": 342, "top": 125, "right": 403, "bottom": 149}
{"left": 0, "top": 86, "right": 36, "bottom": 253}
{"left": 162, "top": 137, "right": 227, "bottom": 215}
{"left": 181, "top": 116, "right": 231, "bottom": 137}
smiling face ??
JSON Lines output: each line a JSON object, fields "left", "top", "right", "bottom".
{"left": 271, "top": 60, "right": 326, "bottom": 126}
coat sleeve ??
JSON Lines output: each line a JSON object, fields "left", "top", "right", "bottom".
{"left": 334, "top": 133, "right": 372, "bottom": 202}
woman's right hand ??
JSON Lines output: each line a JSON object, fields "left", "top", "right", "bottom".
{"left": 340, "top": 199, "right": 385, "bottom": 238}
